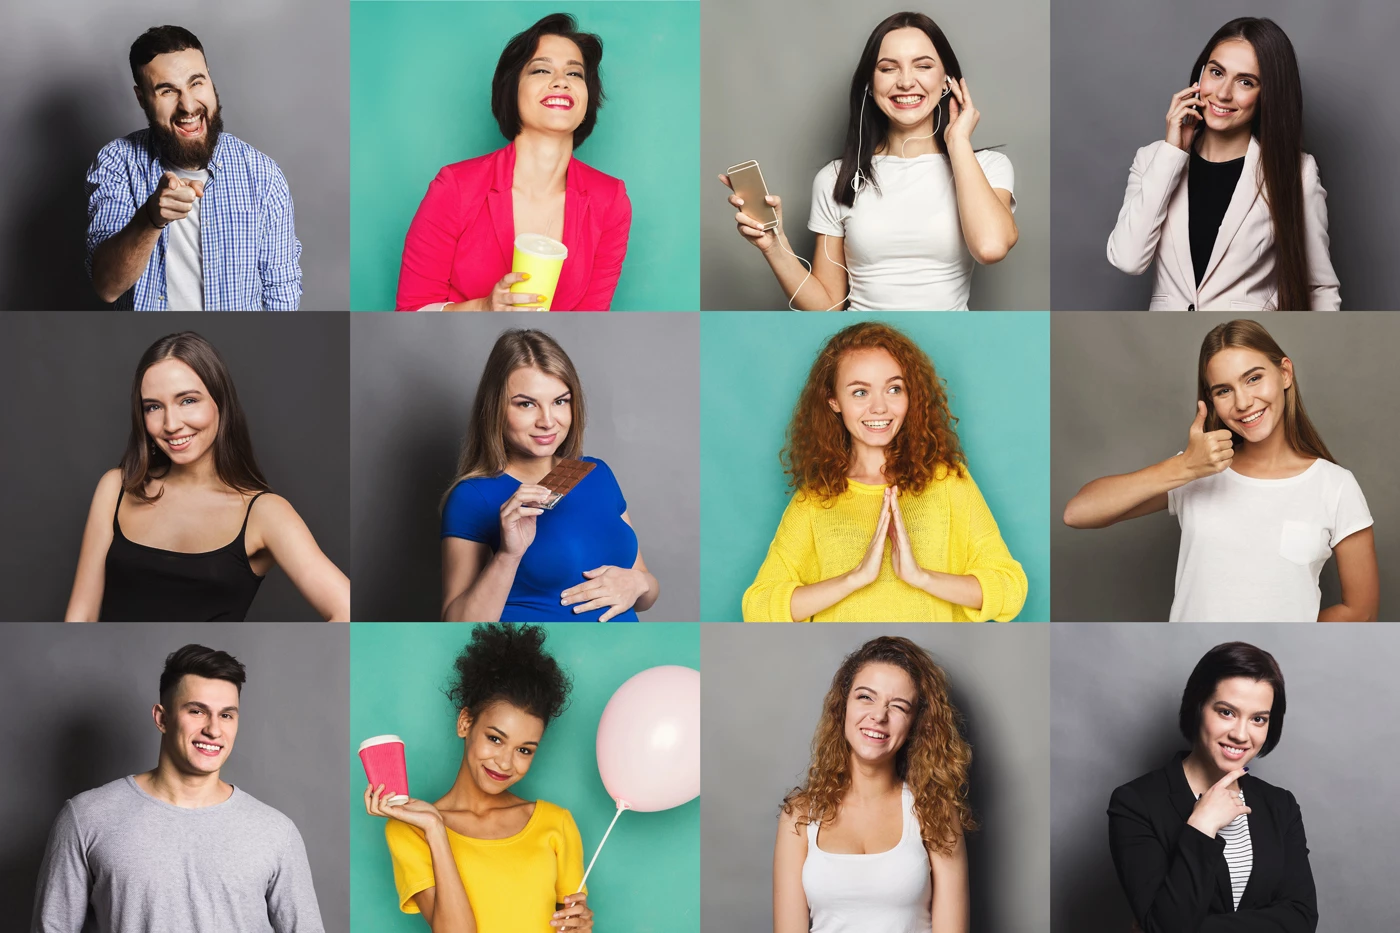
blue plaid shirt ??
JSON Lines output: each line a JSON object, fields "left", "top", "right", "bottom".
{"left": 85, "top": 130, "right": 302, "bottom": 310}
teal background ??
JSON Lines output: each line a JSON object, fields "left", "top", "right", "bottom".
{"left": 700, "top": 312, "right": 1051, "bottom": 622}
{"left": 350, "top": 623, "right": 701, "bottom": 931}
{"left": 350, "top": 1, "right": 700, "bottom": 311}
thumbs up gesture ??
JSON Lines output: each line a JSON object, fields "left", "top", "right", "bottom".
{"left": 1183, "top": 400, "right": 1235, "bottom": 479}
{"left": 145, "top": 171, "right": 204, "bottom": 229}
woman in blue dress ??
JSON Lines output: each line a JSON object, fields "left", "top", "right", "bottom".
{"left": 440, "top": 329, "right": 659, "bottom": 622}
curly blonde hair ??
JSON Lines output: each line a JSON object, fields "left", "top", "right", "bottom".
{"left": 781, "top": 636, "right": 975, "bottom": 854}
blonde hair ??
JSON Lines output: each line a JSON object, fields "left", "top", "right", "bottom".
{"left": 442, "top": 330, "right": 586, "bottom": 505}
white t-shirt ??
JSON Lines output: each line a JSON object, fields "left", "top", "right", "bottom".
{"left": 808, "top": 150, "right": 1014, "bottom": 311}
{"left": 1167, "top": 459, "right": 1372, "bottom": 622}
{"left": 165, "top": 166, "right": 209, "bottom": 310}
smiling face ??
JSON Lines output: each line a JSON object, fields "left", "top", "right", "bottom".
{"left": 457, "top": 701, "right": 545, "bottom": 795}
{"left": 828, "top": 348, "right": 909, "bottom": 450}
{"left": 141, "top": 358, "right": 220, "bottom": 466}
{"left": 871, "top": 27, "right": 948, "bottom": 133}
{"left": 503, "top": 365, "right": 573, "bottom": 462}
{"left": 516, "top": 34, "right": 588, "bottom": 139}
{"left": 1199, "top": 39, "right": 1261, "bottom": 134}
{"left": 156, "top": 674, "right": 239, "bottom": 776}
{"left": 843, "top": 662, "right": 917, "bottom": 765}
{"left": 1195, "top": 676, "right": 1273, "bottom": 773}
{"left": 135, "top": 48, "right": 223, "bottom": 169}
{"left": 1205, "top": 346, "right": 1292, "bottom": 444}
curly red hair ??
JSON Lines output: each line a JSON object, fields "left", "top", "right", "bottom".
{"left": 783, "top": 321, "right": 965, "bottom": 501}
{"left": 781, "top": 636, "right": 975, "bottom": 854}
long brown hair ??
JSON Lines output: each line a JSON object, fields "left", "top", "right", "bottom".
{"left": 783, "top": 321, "right": 965, "bottom": 502}
{"left": 120, "top": 332, "right": 270, "bottom": 503}
{"left": 1197, "top": 319, "right": 1334, "bottom": 461}
{"left": 1190, "top": 18, "right": 1309, "bottom": 309}
{"left": 781, "top": 637, "right": 975, "bottom": 854}
{"left": 443, "top": 329, "right": 586, "bottom": 503}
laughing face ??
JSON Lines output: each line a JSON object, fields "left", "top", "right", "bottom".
{"left": 1205, "top": 346, "right": 1293, "bottom": 445}
{"left": 517, "top": 34, "right": 589, "bottom": 139}
{"left": 504, "top": 365, "right": 573, "bottom": 462}
{"left": 456, "top": 701, "right": 545, "bottom": 796}
{"left": 828, "top": 348, "right": 909, "bottom": 451}
{"left": 1199, "top": 39, "right": 1261, "bottom": 135}
{"left": 156, "top": 674, "right": 239, "bottom": 776}
{"left": 871, "top": 27, "right": 949, "bottom": 136}
{"left": 141, "top": 358, "right": 220, "bottom": 467}
{"left": 1196, "top": 676, "right": 1273, "bottom": 773}
{"left": 135, "top": 48, "right": 223, "bottom": 169}
{"left": 843, "top": 662, "right": 917, "bottom": 765}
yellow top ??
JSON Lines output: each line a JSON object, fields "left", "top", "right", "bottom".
{"left": 385, "top": 799, "right": 585, "bottom": 930}
{"left": 742, "top": 467, "right": 1027, "bottom": 622}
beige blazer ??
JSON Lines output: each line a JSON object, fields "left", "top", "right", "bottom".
{"left": 1106, "top": 137, "right": 1340, "bottom": 311}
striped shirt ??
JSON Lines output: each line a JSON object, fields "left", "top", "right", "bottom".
{"left": 1197, "top": 790, "right": 1253, "bottom": 909}
{"left": 85, "top": 130, "right": 302, "bottom": 310}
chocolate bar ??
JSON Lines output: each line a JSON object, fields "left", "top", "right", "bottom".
{"left": 531, "top": 459, "right": 596, "bottom": 509}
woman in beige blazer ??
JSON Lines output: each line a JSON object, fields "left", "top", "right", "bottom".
{"left": 1107, "top": 17, "right": 1339, "bottom": 311}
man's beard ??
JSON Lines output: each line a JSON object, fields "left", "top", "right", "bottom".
{"left": 144, "top": 93, "right": 224, "bottom": 170}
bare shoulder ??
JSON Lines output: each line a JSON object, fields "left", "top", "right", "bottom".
{"left": 249, "top": 492, "right": 297, "bottom": 522}
{"left": 92, "top": 468, "right": 123, "bottom": 506}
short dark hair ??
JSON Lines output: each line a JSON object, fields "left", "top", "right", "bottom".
{"left": 1178, "top": 642, "right": 1287, "bottom": 756}
{"left": 130, "top": 25, "right": 206, "bottom": 87}
{"left": 491, "top": 13, "right": 605, "bottom": 148}
{"left": 447, "top": 624, "right": 571, "bottom": 726}
{"left": 159, "top": 644, "right": 246, "bottom": 704}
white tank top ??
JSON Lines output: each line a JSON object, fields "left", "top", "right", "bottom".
{"left": 802, "top": 783, "right": 933, "bottom": 933}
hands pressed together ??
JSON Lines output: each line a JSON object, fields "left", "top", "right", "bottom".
{"left": 849, "top": 485, "right": 927, "bottom": 591}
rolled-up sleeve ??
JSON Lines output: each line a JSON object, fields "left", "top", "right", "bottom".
{"left": 953, "top": 473, "right": 1027, "bottom": 622}
{"left": 85, "top": 142, "right": 138, "bottom": 281}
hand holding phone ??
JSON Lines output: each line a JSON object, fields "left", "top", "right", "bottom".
{"left": 1166, "top": 68, "right": 1205, "bottom": 152}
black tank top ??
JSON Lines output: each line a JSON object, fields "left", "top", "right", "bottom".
{"left": 99, "top": 489, "right": 267, "bottom": 622}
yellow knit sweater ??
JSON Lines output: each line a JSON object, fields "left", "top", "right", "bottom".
{"left": 741, "top": 467, "right": 1027, "bottom": 622}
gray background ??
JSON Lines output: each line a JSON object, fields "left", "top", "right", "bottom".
{"left": 1052, "top": 312, "right": 1400, "bottom": 621}
{"left": 1050, "top": 0, "right": 1400, "bottom": 310}
{"left": 700, "top": 0, "right": 1050, "bottom": 310}
{"left": 350, "top": 313, "right": 700, "bottom": 622}
{"left": 0, "top": 0, "right": 349, "bottom": 310}
{"left": 0, "top": 312, "right": 351, "bottom": 622}
{"left": 0, "top": 622, "right": 349, "bottom": 931}
{"left": 1052, "top": 622, "right": 1400, "bottom": 931}
{"left": 701, "top": 624, "right": 1049, "bottom": 932}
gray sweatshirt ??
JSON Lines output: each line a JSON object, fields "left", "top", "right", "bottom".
{"left": 32, "top": 775, "right": 325, "bottom": 933}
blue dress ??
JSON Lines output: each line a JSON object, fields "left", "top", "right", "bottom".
{"left": 441, "top": 457, "right": 640, "bottom": 622}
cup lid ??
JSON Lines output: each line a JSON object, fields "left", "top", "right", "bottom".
{"left": 359, "top": 734, "right": 404, "bottom": 752}
{"left": 514, "top": 233, "right": 568, "bottom": 259}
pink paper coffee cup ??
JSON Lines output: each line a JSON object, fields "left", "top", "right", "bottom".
{"left": 359, "top": 735, "right": 410, "bottom": 806}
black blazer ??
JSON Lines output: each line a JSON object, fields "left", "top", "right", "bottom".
{"left": 1107, "top": 752, "right": 1317, "bottom": 933}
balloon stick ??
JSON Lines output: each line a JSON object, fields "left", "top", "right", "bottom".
{"left": 576, "top": 800, "right": 630, "bottom": 894}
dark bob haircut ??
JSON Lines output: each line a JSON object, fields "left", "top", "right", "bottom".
{"left": 447, "top": 624, "right": 572, "bottom": 726}
{"left": 491, "top": 13, "right": 605, "bottom": 148}
{"left": 1178, "top": 642, "right": 1286, "bottom": 757}
{"left": 129, "top": 25, "right": 205, "bottom": 87}
{"left": 159, "top": 644, "right": 246, "bottom": 704}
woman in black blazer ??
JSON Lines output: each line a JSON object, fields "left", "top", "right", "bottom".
{"left": 1108, "top": 642, "right": 1316, "bottom": 932}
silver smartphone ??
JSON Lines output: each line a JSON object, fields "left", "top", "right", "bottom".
{"left": 1184, "top": 65, "right": 1206, "bottom": 125}
{"left": 726, "top": 160, "right": 779, "bottom": 231}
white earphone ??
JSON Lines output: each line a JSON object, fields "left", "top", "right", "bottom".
{"left": 851, "top": 78, "right": 954, "bottom": 194}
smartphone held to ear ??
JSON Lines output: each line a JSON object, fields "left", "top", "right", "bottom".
{"left": 1183, "top": 65, "right": 1206, "bottom": 126}
{"left": 726, "top": 160, "right": 779, "bottom": 231}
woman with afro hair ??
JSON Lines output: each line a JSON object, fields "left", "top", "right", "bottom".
{"left": 364, "top": 623, "right": 595, "bottom": 931}
{"left": 742, "top": 321, "right": 1026, "bottom": 622}
{"left": 774, "top": 636, "right": 974, "bottom": 932}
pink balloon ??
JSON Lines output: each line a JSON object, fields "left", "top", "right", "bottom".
{"left": 595, "top": 665, "right": 700, "bottom": 812}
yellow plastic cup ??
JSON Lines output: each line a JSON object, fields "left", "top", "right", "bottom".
{"left": 509, "top": 233, "right": 568, "bottom": 311}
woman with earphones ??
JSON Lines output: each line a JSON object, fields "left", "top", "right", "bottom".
{"left": 719, "top": 12, "right": 1017, "bottom": 311}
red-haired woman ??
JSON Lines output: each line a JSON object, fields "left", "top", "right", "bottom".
{"left": 742, "top": 321, "right": 1026, "bottom": 622}
{"left": 774, "top": 636, "right": 973, "bottom": 932}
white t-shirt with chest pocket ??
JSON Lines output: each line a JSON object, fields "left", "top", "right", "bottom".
{"left": 1167, "top": 458, "right": 1372, "bottom": 622}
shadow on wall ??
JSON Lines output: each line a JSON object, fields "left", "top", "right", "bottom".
{"left": 953, "top": 681, "right": 999, "bottom": 933}
{"left": 2, "top": 86, "right": 112, "bottom": 311}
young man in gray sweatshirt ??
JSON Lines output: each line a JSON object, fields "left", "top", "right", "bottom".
{"left": 32, "top": 644, "right": 325, "bottom": 933}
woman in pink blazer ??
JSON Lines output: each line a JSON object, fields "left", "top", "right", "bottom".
{"left": 1107, "top": 17, "right": 1339, "bottom": 312}
{"left": 396, "top": 13, "right": 632, "bottom": 312}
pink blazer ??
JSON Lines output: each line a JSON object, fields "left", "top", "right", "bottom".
{"left": 395, "top": 143, "right": 632, "bottom": 311}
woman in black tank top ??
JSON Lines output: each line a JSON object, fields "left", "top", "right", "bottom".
{"left": 64, "top": 332, "right": 350, "bottom": 622}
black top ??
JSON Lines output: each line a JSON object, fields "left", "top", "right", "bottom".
{"left": 1189, "top": 150, "right": 1246, "bottom": 288}
{"left": 99, "top": 489, "right": 267, "bottom": 622}
{"left": 1108, "top": 751, "right": 1317, "bottom": 932}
